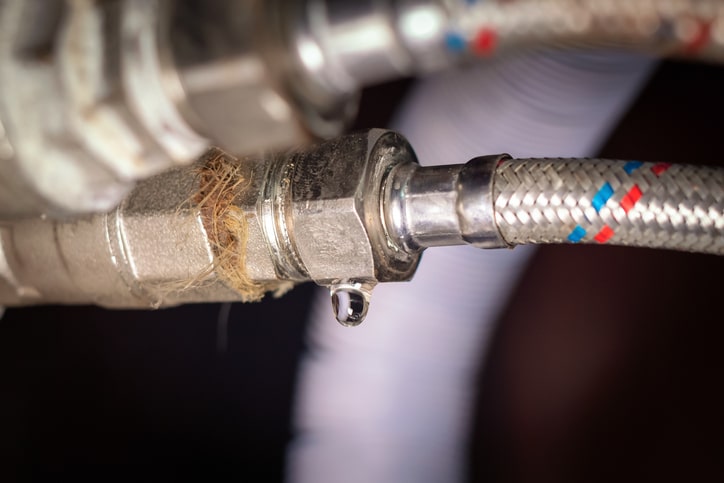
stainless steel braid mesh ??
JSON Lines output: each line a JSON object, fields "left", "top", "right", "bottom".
{"left": 448, "top": 0, "right": 724, "bottom": 64}
{"left": 493, "top": 159, "right": 724, "bottom": 254}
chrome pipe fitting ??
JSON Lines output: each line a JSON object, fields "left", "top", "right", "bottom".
{"left": 384, "top": 154, "right": 509, "bottom": 252}
{"left": 0, "top": 130, "right": 424, "bottom": 325}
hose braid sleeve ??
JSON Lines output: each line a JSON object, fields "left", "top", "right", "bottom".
{"left": 444, "top": 0, "right": 724, "bottom": 64}
{"left": 493, "top": 159, "right": 724, "bottom": 254}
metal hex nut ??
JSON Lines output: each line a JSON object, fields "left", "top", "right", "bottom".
{"left": 285, "top": 130, "right": 422, "bottom": 285}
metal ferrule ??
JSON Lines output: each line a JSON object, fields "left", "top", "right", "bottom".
{"left": 457, "top": 155, "right": 511, "bottom": 249}
{"left": 288, "top": 0, "right": 453, "bottom": 96}
{"left": 384, "top": 154, "right": 509, "bottom": 252}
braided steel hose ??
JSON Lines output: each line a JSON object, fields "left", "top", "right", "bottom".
{"left": 386, "top": 155, "right": 723, "bottom": 256}
{"left": 294, "top": 0, "right": 724, "bottom": 99}
{"left": 444, "top": 0, "right": 724, "bottom": 63}
{"left": 291, "top": 53, "right": 655, "bottom": 483}
{"left": 493, "top": 159, "right": 724, "bottom": 254}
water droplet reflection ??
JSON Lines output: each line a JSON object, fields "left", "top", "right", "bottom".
{"left": 330, "top": 286, "right": 369, "bottom": 327}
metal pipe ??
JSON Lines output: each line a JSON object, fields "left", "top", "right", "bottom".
{"left": 289, "top": 0, "right": 724, "bottom": 99}
{"left": 384, "top": 156, "right": 508, "bottom": 251}
{"left": 2, "top": 0, "right": 723, "bottom": 219}
{"left": 1, "top": 129, "right": 721, "bottom": 323}
{"left": 386, "top": 155, "right": 724, "bottom": 255}
{"left": 0, "top": 130, "right": 422, "bottom": 315}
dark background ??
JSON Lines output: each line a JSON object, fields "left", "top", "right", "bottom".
{"left": 1, "top": 60, "right": 723, "bottom": 481}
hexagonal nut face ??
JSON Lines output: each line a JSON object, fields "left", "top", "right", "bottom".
{"left": 292, "top": 197, "right": 376, "bottom": 284}
{"left": 285, "top": 130, "right": 422, "bottom": 285}
{"left": 118, "top": 167, "right": 220, "bottom": 291}
{"left": 119, "top": 209, "right": 215, "bottom": 286}
{"left": 287, "top": 132, "right": 375, "bottom": 284}
{"left": 184, "top": 81, "right": 311, "bottom": 155}
{"left": 167, "top": 0, "right": 354, "bottom": 157}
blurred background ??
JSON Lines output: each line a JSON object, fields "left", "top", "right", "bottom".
{"left": 1, "top": 59, "right": 723, "bottom": 481}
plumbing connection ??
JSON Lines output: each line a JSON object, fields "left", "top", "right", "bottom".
{"left": 0, "top": 130, "right": 721, "bottom": 324}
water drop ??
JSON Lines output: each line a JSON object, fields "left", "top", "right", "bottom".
{"left": 330, "top": 285, "right": 370, "bottom": 327}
